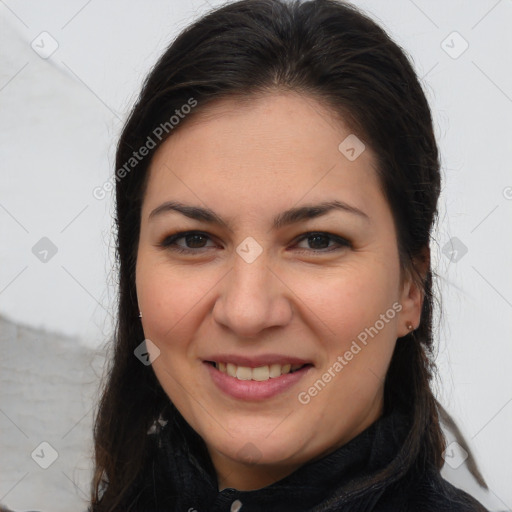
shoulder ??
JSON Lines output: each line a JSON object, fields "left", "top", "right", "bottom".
{"left": 376, "top": 466, "right": 490, "bottom": 512}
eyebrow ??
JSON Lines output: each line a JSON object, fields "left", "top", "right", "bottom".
{"left": 148, "top": 199, "right": 370, "bottom": 229}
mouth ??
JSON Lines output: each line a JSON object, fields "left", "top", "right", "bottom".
{"left": 205, "top": 361, "right": 312, "bottom": 382}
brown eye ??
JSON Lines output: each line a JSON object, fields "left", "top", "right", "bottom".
{"left": 160, "top": 231, "right": 217, "bottom": 254}
{"left": 180, "top": 233, "right": 209, "bottom": 248}
{"left": 294, "top": 232, "right": 351, "bottom": 254}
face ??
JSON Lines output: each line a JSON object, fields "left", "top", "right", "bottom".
{"left": 135, "top": 92, "right": 423, "bottom": 489}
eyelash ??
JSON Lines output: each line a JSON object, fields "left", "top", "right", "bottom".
{"left": 158, "top": 230, "right": 351, "bottom": 255}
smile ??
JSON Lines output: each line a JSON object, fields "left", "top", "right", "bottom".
{"left": 203, "top": 360, "right": 314, "bottom": 400}
{"left": 207, "top": 361, "right": 308, "bottom": 381}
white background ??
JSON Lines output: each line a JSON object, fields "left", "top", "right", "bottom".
{"left": 1, "top": 0, "right": 511, "bottom": 510}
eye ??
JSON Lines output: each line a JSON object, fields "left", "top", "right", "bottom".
{"left": 159, "top": 231, "right": 217, "bottom": 254}
{"left": 158, "top": 230, "right": 351, "bottom": 255}
{"left": 293, "top": 232, "right": 351, "bottom": 254}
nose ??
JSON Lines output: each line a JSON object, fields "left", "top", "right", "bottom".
{"left": 212, "top": 247, "right": 293, "bottom": 339}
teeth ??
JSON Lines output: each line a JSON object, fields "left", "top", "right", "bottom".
{"left": 236, "top": 366, "right": 252, "bottom": 380}
{"left": 252, "top": 365, "right": 269, "bottom": 381}
{"left": 269, "top": 363, "right": 282, "bottom": 378}
{"left": 214, "top": 362, "right": 305, "bottom": 381}
{"left": 227, "top": 363, "right": 237, "bottom": 378}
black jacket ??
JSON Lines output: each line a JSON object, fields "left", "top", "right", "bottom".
{"left": 119, "top": 405, "right": 489, "bottom": 512}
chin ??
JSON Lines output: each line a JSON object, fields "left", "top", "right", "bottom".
{"left": 206, "top": 428, "right": 308, "bottom": 466}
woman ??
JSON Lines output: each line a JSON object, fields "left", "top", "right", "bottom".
{"left": 89, "top": 0, "right": 490, "bottom": 510}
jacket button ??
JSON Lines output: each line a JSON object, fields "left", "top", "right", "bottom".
{"left": 230, "top": 499, "right": 243, "bottom": 512}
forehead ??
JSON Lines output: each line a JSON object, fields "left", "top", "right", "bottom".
{"left": 142, "top": 92, "right": 383, "bottom": 222}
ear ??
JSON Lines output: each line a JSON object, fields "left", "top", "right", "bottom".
{"left": 396, "top": 246, "right": 429, "bottom": 338}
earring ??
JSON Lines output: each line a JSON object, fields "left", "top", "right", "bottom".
{"left": 138, "top": 311, "right": 142, "bottom": 318}
{"left": 407, "top": 322, "right": 414, "bottom": 331}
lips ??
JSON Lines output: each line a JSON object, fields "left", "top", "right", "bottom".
{"left": 202, "top": 353, "right": 313, "bottom": 399}
{"left": 204, "top": 360, "right": 313, "bottom": 400}
{"left": 206, "top": 361, "right": 309, "bottom": 381}
{"left": 203, "top": 354, "right": 312, "bottom": 380}
{"left": 203, "top": 353, "right": 312, "bottom": 368}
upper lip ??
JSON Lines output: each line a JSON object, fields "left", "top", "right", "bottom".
{"left": 203, "top": 353, "right": 313, "bottom": 368}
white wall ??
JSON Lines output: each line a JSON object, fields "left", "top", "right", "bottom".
{"left": 1, "top": 0, "right": 511, "bottom": 509}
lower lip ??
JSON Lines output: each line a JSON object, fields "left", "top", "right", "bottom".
{"left": 204, "top": 362, "right": 313, "bottom": 401}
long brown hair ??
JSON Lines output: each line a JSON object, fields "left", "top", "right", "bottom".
{"left": 89, "top": 0, "right": 484, "bottom": 509}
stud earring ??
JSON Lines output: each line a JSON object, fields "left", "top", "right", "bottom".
{"left": 407, "top": 322, "right": 413, "bottom": 331}
{"left": 138, "top": 311, "right": 142, "bottom": 318}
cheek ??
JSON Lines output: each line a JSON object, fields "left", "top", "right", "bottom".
{"left": 136, "top": 259, "right": 218, "bottom": 348}
{"left": 291, "top": 260, "right": 400, "bottom": 342}
{"left": 136, "top": 260, "right": 185, "bottom": 340}
{"left": 135, "top": 262, "right": 205, "bottom": 404}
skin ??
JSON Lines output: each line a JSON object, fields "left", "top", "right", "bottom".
{"left": 135, "top": 91, "right": 425, "bottom": 491}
